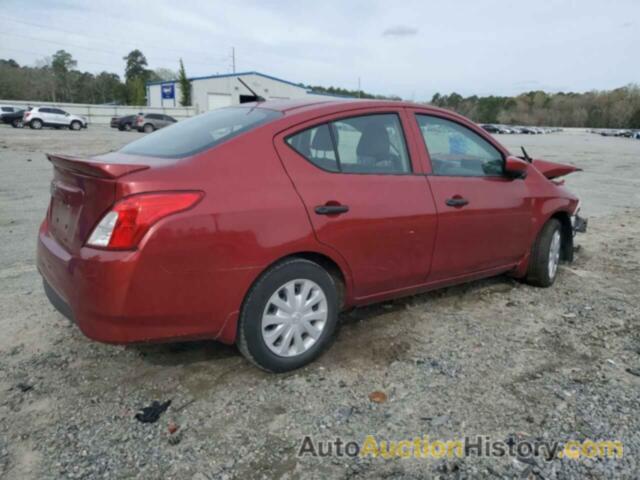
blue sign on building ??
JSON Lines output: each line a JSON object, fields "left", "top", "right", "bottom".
{"left": 161, "top": 84, "right": 175, "bottom": 100}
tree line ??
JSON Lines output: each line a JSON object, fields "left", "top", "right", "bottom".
{"left": 303, "top": 84, "right": 401, "bottom": 101}
{"left": 1, "top": 49, "right": 639, "bottom": 128}
{"left": 0, "top": 49, "right": 192, "bottom": 106}
{"left": 430, "top": 87, "right": 640, "bottom": 128}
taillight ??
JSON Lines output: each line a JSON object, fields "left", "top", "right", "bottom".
{"left": 86, "top": 191, "right": 203, "bottom": 250}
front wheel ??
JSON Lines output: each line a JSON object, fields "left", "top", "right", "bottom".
{"left": 70, "top": 121, "right": 81, "bottom": 131}
{"left": 525, "top": 219, "right": 563, "bottom": 287}
{"left": 237, "top": 258, "right": 339, "bottom": 372}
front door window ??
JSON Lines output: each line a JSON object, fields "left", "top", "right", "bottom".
{"left": 415, "top": 114, "right": 504, "bottom": 176}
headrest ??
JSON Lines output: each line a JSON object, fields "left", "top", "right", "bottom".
{"left": 311, "top": 125, "right": 337, "bottom": 151}
{"left": 356, "top": 122, "right": 390, "bottom": 157}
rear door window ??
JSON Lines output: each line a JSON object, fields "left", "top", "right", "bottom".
{"left": 120, "top": 107, "right": 282, "bottom": 158}
{"left": 332, "top": 114, "right": 411, "bottom": 174}
{"left": 285, "top": 113, "right": 411, "bottom": 174}
{"left": 286, "top": 124, "right": 339, "bottom": 172}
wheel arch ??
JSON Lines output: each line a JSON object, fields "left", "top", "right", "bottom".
{"left": 217, "top": 250, "right": 351, "bottom": 345}
{"left": 514, "top": 207, "right": 575, "bottom": 278}
{"left": 283, "top": 251, "right": 348, "bottom": 309}
{"left": 250, "top": 251, "right": 351, "bottom": 310}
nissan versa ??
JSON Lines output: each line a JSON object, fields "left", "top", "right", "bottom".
{"left": 37, "top": 99, "right": 587, "bottom": 372}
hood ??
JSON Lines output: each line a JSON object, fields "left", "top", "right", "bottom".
{"left": 532, "top": 159, "right": 581, "bottom": 179}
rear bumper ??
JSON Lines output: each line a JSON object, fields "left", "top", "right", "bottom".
{"left": 43, "top": 277, "right": 74, "bottom": 323}
{"left": 37, "top": 221, "right": 232, "bottom": 344}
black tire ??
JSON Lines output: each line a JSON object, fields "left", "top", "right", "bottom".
{"left": 237, "top": 258, "right": 339, "bottom": 373}
{"left": 30, "top": 119, "right": 43, "bottom": 130}
{"left": 525, "top": 219, "right": 563, "bottom": 287}
{"left": 11, "top": 119, "right": 23, "bottom": 128}
{"left": 143, "top": 123, "right": 154, "bottom": 133}
{"left": 118, "top": 126, "right": 125, "bottom": 131}
{"left": 124, "top": 122, "right": 132, "bottom": 131}
{"left": 70, "top": 121, "right": 81, "bottom": 131}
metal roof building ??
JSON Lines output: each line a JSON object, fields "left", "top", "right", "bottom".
{"left": 146, "top": 71, "right": 337, "bottom": 113}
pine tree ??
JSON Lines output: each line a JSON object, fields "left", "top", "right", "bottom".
{"left": 178, "top": 59, "right": 191, "bottom": 107}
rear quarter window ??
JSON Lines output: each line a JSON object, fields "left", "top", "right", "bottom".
{"left": 120, "top": 107, "right": 282, "bottom": 158}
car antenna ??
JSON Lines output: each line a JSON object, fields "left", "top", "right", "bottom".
{"left": 237, "top": 77, "right": 265, "bottom": 102}
{"left": 521, "top": 146, "right": 533, "bottom": 163}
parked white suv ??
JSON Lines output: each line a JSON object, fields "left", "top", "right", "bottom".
{"left": 24, "top": 107, "right": 88, "bottom": 130}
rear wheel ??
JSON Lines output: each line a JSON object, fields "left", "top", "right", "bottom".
{"left": 124, "top": 122, "right": 132, "bottom": 131}
{"left": 11, "top": 118, "right": 23, "bottom": 128}
{"left": 525, "top": 219, "right": 563, "bottom": 287}
{"left": 143, "top": 123, "right": 154, "bottom": 133}
{"left": 237, "top": 258, "right": 339, "bottom": 372}
{"left": 30, "top": 119, "right": 43, "bottom": 130}
{"left": 70, "top": 121, "right": 81, "bottom": 131}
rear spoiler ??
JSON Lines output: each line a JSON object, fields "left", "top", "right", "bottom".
{"left": 47, "top": 154, "right": 149, "bottom": 179}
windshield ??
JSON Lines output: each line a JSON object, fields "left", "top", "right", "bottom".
{"left": 120, "top": 107, "right": 282, "bottom": 158}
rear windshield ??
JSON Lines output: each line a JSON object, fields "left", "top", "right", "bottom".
{"left": 120, "top": 107, "right": 282, "bottom": 158}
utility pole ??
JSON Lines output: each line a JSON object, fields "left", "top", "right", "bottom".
{"left": 231, "top": 47, "right": 236, "bottom": 73}
{"left": 357, "top": 77, "right": 361, "bottom": 98}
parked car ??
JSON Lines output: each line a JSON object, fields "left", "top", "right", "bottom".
{"left": 1, "top": 109, "right": 25, "bottom": 128}
{"left": 37, "top": 100, "right": 586, "bottom": 372}
{"left": 480, "top": 124, "right": 500, "bottom": 133}
{"left": 615, "top": 129, "right": 633, "bottom": 138}
{"left": 110, "top": 114, "right": 140, "bottom": 131}
{"left": 600, "top": 130, "right": 618, "bottom": 137}
{"left": 134, "top": 113, "right": 176, "bottom": 133}
{"left": 519, "top": 126, "right": 536, "bottom": 134}
{"left": 24, "top": 107, "right": 87, "bottom": 130}
{"left": 0, "top": 105, "right": 20, "bottom": 118}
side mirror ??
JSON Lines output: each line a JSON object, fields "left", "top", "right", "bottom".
{"left": 65, "top": 113, "right": 70, "bottom": 116}
{"left": 504, "top": 156, "right": 528, "bottom": 179}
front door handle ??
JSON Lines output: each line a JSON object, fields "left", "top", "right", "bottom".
{"left": 315, "top": 204, "right": 349, "bottom": 215}
{"left": 445, "top": 197, "right": 469, "bottom": 207}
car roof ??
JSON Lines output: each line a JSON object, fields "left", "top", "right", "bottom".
{"left": 248, "top": 98, "right": 456, "bottom": 119}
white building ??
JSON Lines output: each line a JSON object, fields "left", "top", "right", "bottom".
{"left": 146, "top": 71, "right": 337, "bottom": 113}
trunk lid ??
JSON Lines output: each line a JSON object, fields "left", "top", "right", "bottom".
{"left": 532, "top": 158, "right": 581, "bottom": 179}
{"left": 46, "top": 154, "right": 150, "bottom": 252}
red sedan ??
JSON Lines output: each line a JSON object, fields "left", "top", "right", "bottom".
{"left": 37, "top": 99, "right": 586, "bottom": 372}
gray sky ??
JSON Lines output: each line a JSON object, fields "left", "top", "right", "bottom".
{"left": 0, "top": 0, "right": 638, "bottom": 100}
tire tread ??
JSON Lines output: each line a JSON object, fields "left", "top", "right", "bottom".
{"left": 526, "top": 218, "right": 561, "bottom": 287}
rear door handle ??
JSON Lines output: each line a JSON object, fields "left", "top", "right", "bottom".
{"left": 445, "top": 197, "right": 469, "bottom": 207}
{"left": 315, "top": 204, "right": 349, "bottom": 215}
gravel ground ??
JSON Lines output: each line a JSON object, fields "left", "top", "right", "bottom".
{"left": 0, "top": 125, "right": 639, "bottom": 479}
